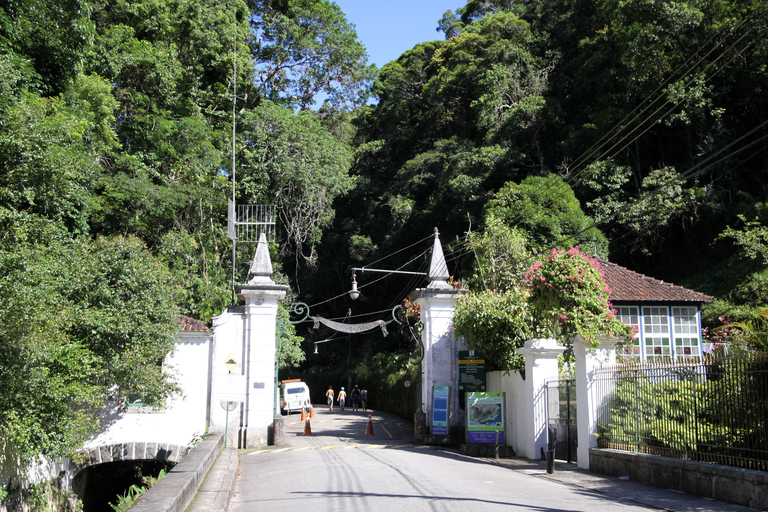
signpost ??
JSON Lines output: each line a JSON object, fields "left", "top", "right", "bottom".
{"left": 221, "top": 355, "right": 240, "bottom": 447}
{"left": 458, "top": 350, "right": 486, "bottom": 392}
{"left": 466, "top": 392, "right": 505, "bottom": 444}
{"left": 432, "top": 386, "right": 450, "bottom": 436}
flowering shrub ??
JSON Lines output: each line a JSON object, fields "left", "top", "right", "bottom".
{"left": 454, "top": 288, "right": 543, "bottom": 372}
{"left": 402, "top": 297, "right": 420, "bottom": 318}
{"left": 524, "top": 247, "right": 634, "bottom": 346}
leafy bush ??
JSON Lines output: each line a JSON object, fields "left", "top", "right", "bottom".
{"left": 599, "top": 355, "right": 768, "bottom": 461}
{"left": 454, "top": 288, "right": 539, "bottom": 372}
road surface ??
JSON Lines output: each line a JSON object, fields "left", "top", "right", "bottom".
{"left": 228, "top": 406, "right": 661, "bottom": 512}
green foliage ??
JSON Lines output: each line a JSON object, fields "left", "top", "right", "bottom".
{"left": 277, "top": 304, "right": 306, "bottom": 369}
{"left": 109, "top": 484, "right": 147, "bottom": 512}
{"left": 717, "top": 308, "right": 768, "bottom": 352}
{"left": 0, "top": 0, "right": 95, "bottom": 94}
{"left": 486, "top": 175, "right": 607, "bottom": 254}
{"left": 252, "top": 0, "right": 376, "bottom": 110}
{"left": 108, "top": 467, "right": 167, "bottom": 512}
{"left": 464, "top": 217, "right": 529, "bottom": 291}
{"left": 239, "top": 101, "right": 355, "bottom": 266}
{"left": 453, "top": 288, "right": 541, "bottom": 372}
{"left": 718, "top": 215, "right": 768, "bottom": 263}
{"left": 600, "top": 356, "right": 768, "bottom": 458}
{"left": 0, "top": 480, "right": 82, "bottom": 512}
{"left": 0, "top": 93, "right": 97, "bottom": 234}
{"left": 601, "top": 375, "right": 705, "bottom": 452}
{"left": 525, "top": 247, "right": 634, "bottom": 347}
{"left": 0, "top": 210, "right": 181, "bottom": 458}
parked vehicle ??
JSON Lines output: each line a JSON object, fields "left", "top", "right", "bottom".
{"left": 281, "top": 380, "right": 311, "bottom": 413}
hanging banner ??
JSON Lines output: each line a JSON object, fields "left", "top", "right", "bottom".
{"left": 466, "top": 392, "right": 505, "bottom": 444}
{"left": 432, "top": 386, "right": 450, "bottom": 436}
{"left": 314, "top": 316, "right": 384, "bottom": 334}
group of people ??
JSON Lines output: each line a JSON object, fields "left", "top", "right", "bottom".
{"left": 325, "top": 384, "right": 367, "bottom": 412}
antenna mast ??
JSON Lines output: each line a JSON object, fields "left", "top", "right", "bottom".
{"left": 226, "top": 9, "right": 276, "bottom": 297}
{"left": 231, "top": 11, "right": 238, "bottom": 296}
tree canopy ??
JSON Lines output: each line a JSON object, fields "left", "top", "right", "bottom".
{"left": 2, "top": 0, "right": 768, "bottom": 458}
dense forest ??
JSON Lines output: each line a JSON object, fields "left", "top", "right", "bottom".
{"left": 1, "top": 0, "right": 768, "bottom": 457}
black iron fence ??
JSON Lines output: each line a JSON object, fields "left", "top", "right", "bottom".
{"left": 594, "top": 353, "right": 768, "bottom": 471}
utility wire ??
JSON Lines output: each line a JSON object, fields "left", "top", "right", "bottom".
{"left": 495, "top": 12, "right": 761, "bottom": 239}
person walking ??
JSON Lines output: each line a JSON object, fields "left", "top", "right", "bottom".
{"left": 361, "top": 388, "right": 368, "bottom": 411}
{"left": 351, "top": 385, "right": 361, "bottom": 411}
{"left": 325, "top": 386, "right": 335, "bottom": 412}
{"left": 337, "top": 387, "right": 347, "bottom": 411}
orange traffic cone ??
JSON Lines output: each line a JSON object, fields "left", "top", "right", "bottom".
{"left": 300, "top": 408, "right": 307, "bottom": 422}
{"left": 365, "top": 414, "right": 374, "bottom": 436}
{"left": 303, "top": 417, "right": 312, "bottom": 436}
{"left": 309, "top": 405, "right": 316, "bottom": 419}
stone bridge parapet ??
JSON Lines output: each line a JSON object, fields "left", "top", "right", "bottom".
{"left": 78, "top": 441, "right": 189, "bottom": 470}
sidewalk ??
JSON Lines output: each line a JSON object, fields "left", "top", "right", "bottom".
{"left": 472, "top": 455, "right": 761, "bottom": 512}
{"left": 185, "top": 447, "right": 238, "bottom": 512}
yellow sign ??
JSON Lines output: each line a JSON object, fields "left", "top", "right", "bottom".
{"left": 224, "top": 354, "right": 238, "bottom": 372}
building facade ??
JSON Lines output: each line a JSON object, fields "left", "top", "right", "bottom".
{"left": 600, "top": 261, "right": 713, "bottom": 361}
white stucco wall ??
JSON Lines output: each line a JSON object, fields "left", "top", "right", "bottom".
{"left": 208, "top": 307, "right": 246, "bottom": 445}
{"left": 84, "top": 332, "right": 212, "bottom": 449}
{"left": 486, "top": 370, "right": 527, "bottom": 454}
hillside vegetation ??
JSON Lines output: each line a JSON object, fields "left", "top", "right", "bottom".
{"left": 1, "top": 0, "right": 767, "bottom": 456}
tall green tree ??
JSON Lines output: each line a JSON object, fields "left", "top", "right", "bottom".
{"left": 239, "top": 101, "right": 355, "bottom": 269}
{"left": 486, "top": 174, "right": 607, "bottom": 255}
{"left": 0, "top": 210, "right": 181, "bottom": 458}
{"left": 251, "top": 0, "right": 376, "bottom": 110}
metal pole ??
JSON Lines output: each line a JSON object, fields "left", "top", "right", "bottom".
{"left": 225, "top": 402, "right": 230, "bottom": 448}
{"left": 634, "top": 370, "right": 641, "bottom": 452}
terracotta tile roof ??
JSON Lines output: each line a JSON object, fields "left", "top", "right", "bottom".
{"left": 178, "top": 315, "right": 213, "bottom": 332}
{"left": 598, "top": 260, "right": 713, "bottom": 303}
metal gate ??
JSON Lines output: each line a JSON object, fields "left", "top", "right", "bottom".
{"left": 545, "top": 379, "right": 577, "bottom": 463}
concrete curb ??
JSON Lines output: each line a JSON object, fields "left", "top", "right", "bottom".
{"left": 185, "top": 447, "right": 239, "bottom": 512}
{"left": 129, "top": 431, "right": 225, "bottom": 512}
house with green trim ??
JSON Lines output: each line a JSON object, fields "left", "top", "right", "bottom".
{"left": 600, "top": 261, "right": 713, "bottom": 361}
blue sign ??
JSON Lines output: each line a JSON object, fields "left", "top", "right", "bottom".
{"left": 432, "top": 386, "right": 450, "bottom": 436}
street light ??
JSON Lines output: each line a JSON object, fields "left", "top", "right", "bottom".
{"left": 348, "top": 267, "right": 426, "bottom": 300}
{"left": 312, "top": 336, "right": 346, "bottom": 354}
{"left": 349, "top": 272, "right": 360, "bottom": 300}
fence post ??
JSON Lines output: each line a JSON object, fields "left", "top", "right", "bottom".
{"left": 574, "top": 335, "right": 618, "bottom": 470}
{"left": 516, "top": 338, "right": 564, "bottom": 459}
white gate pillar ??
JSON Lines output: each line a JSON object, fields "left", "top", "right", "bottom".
{"left": 516, "top": 338, "right": 564, "bottom": 459}
{"left": 574, "top": 335, "right": 618, "bottom": 469}
{"left": 414, "top": 229, "right": 467, "bottom": 439}
{"left": 228, "top": 233, "right": 288, "bottom": 448}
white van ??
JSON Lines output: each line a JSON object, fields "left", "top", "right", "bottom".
{"left": 281, "top": 380, "right": 311, "bottom": 413}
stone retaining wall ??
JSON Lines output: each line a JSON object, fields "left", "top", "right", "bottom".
{"left": 590, "top": 448, "right": 768, "bottom": 510}
{"left": 129, "top": 431, "right": 225, "bottom": 512}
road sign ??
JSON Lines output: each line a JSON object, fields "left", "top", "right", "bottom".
{"left": 404, "top": 380, "right": 411, "bottom": 388}
{"left": 224, "top": 354, "right": 238, "bottom": 372}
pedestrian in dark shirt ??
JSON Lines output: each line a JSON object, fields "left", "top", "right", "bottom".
{"left": 351, "top": 385, "right": 361, "bottom": 411}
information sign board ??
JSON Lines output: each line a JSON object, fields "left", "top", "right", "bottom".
{"left": 458, "top": 350, "right": 486, "bottom": 391}
{"left": 466, "top": 392, "right": 505, "bottom": 444}
{"left": 432, "top": 386, "right": 450, "bottom": 436}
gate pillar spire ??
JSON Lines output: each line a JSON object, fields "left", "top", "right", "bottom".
{"left": 414, "top": 228, "right": 467, "bottom": 442}
{"left": 211, "top": 233, "right": 288, "bottom": 448}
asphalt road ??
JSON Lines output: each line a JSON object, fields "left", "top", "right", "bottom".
{"left": 228, "top": 406, "right": 663, "bottom": 512}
